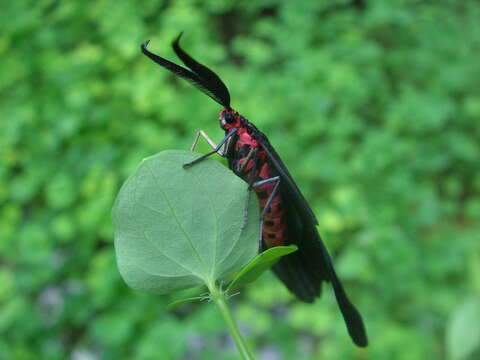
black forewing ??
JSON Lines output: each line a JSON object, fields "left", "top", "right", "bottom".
{"left": 255, "top": 132, "right": 318, "bottom": 225}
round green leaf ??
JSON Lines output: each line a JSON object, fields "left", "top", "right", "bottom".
{"left": 113, "top": 150, "right": 259, "bottom": 294}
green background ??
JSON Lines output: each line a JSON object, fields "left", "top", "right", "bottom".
{"left": 1, "top": 0, "right": 479, "bottom": 359}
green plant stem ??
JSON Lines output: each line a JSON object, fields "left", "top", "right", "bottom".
{"left": 209, "top": 283, "right": 255, "bottom": 360}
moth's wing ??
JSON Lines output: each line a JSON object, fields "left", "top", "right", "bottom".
{"left": 257, "top": 133, "right": 318, "bottom": 225}
{"left": 257, "top": 132, "right": 368, "bottom": 347}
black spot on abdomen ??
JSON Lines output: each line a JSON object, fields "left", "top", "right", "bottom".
{"left": 257, "top": 190, "right": 269, "bottom": 199}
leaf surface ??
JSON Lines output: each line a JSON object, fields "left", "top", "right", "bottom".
{"left": 113, "top": 150, "right": 259, "bottom": 294}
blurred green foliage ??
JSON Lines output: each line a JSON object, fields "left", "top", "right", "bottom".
{"left": 1, "top": 0, "right": 479, "bottom": 359}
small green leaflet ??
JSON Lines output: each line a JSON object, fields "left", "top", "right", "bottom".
{"left": 113, "top": 150, "right": 260, "bottom": 295}
{"left": 226, "top": 245, "right": 298, "bottom": 292}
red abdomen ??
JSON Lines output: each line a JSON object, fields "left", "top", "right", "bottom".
{"left": 254, "top": 164, "right": 287, "bottom": 248}
{"left": 229, "top": 131, "right": 288, "bottom": 248}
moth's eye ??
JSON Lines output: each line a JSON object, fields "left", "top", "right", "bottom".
{"left": 225, "top": 113, "right": 236, "bottom": 123}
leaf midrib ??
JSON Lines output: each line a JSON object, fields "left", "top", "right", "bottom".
{"left": 145, "top": 161, "right": 210, "bottom": 280}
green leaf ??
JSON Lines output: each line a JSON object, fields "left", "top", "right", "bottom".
{"left": 167, "top": 296, "right": 207, "bottom": 310}
{"left": 446, "top": 298, "right": 480, "bottom": 360}
{"left": 113, "top": 150, "right": 259, "bottom": 295}
{"left": 226, "top": 245, "right": 298, "bottom": 292}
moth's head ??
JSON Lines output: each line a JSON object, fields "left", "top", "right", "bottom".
{"left": 219, "top": 108, "right": 240, "bottom": 130}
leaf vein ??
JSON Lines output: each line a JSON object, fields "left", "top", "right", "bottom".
{"left": 144, "top": 161, "right": 209, "bottom": 278}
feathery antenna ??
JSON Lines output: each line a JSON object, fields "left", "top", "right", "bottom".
{"left": 141, "top": 34, "right": 231, "bottom": 108}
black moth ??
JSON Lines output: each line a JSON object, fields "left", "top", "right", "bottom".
{"left": 141, "top": 33, "right": 368, "bottom": 347}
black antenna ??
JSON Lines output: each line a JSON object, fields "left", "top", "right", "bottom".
{"left": 172, "top": 33, "right": 231, "bottom": 109}
{"left": 141, "top": 34, "right": 231, "bottom": 109}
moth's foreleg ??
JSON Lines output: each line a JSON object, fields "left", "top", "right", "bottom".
{"left": 190, "top": 130, "right": 219, "bottom": 153}
{"left": 183, "top": 128, "right": 238, "bottom": 168}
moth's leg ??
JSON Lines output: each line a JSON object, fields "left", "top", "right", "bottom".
{"left": 253, "top": 176, "right": 281, "bottom": 220}
{"left": 183, "top": 128, "right": 238, "bottom": 168}
{"left": 238, "top": 147, "right": 257, "bottom": 174}
{"left": 190, "top": 130, "right": 218, "bottom": 152}
{"left": 251, "top": 176, "right": 281, "bottom": 246}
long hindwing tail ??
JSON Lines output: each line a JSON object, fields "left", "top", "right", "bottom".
{"left": 326, "top": 256, "right": 368, "bottom": 347}
{"left": 275, "top": 190, "right": 368, "bottom": 347}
